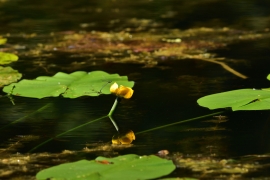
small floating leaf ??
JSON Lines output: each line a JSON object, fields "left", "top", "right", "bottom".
{"left": 0, "top": 66, "right": 22, "bottom": 87}
{"left": 3, "top": 71, "right": 134, "bottom": 98}
{"left": 36, "top": 154, "right": 175, "bottom": 180}
{"left": 0, "top": 52, "right": 19, "bottom": 65}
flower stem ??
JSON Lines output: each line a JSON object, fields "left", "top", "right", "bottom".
{"left": 108, "top": 97, "right": 118, "bottom": 116}
{"left": 136, "top": 110, "right": 226, "bottom": 135}
{"left": 28, "top": 98, "right": 120, "bottom": 152}
{"left": 108, "top": 116, "right": 119, "bottom": 132}
{"left": 108, "top": 97, "right": 119, "bottom": 131}
{"left": 28, "top": 115, "right": 108, "bottom": 153}
{"left": 0, "top": 103, "right": 52, "bottom": 130}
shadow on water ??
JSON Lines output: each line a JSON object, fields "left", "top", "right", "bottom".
{"left": 1, "top": 0, "right": 270, "bottom": 179}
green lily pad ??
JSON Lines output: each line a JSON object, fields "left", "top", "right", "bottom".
{"left": 0, "top": 52, "right": 19, "bottom": 65}
{"left": 3, "top": 71, "right": 134, "bottom": 98}
{"left": 36, "top": 154, "right": 176, "bottom": 180}
{"left": 0, "top": 66, "right": 22, "bottom": 87}
{"left": 197, "top": 89, "right": 270, "bottom": 111}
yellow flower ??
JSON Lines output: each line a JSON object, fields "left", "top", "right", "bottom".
{"left": 110, "top": 82, "right": 134, "bottom": 99}
{"left": 112, "top": 130, "right": 135, "bottom": 145}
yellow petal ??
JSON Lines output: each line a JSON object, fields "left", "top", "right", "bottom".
{"left": 117, "top": 86, "right": 134, "bottom": 99}
{"left": 112, "top": 134, "right": 121, "bottom": 145}
{"left": 110, "top": 82, "right": 118, "bottom": 94}
{"left": 119, "top": 136, "right": 133, "bottom": 144}
{"left": 111, "top": 130, "right": 135, "bottom": 145}
{"left": 125, "top": 130, "right": 135, "bottom": 140}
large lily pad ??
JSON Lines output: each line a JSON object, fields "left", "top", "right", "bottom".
{"left": 36, "top": 154, "right": 175, "bottom": 180}
{"left": 0, "top": 52, "right": 19, "bottom": 65}
{"left": 197, "top": 89, "right": 270, "bottom": 111}
{"left": 0, "top": 66, "right": 22, "bottom": 87}
{"left": 3, "top": 71, "right": 134, "bottom": 98}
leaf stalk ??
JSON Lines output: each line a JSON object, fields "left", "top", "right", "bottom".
{"left": 108, "top": 97, "right": 119, "bottom": 131}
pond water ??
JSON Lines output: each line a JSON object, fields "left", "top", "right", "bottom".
{"left": 1, "top": 0, "right": 270, "bottom": 179}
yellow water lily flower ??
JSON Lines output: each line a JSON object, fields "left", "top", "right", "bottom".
{"left": 110, "top": 82, "right": 134, "bottom": 99}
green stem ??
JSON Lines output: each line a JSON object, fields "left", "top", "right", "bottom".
{"left": 28, "top": 115, "right": 108, "bottom": 153}
{"left": 7, "top": 94, "right": 15, "bottom": 105}
{"left": 108, "top": 97, "right": 119, "bottom": 116}
{"left": 108, "top": 116, "right": 119, "bottom": 132}
{"left": 108, "top": 97, "right": 119, "bottom": 131}
{"left": 136, "top": 111, "right": 225, "bottom": 135}
{"left": 29, "top": 98, "right": 120, "bottom": 152}
{"left": 7, "top": 85, "right": 16, "bottom": 105}
{"left": 0, "top": 103, "right": 52, "bottom": 130}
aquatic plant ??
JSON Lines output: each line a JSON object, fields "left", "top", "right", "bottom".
{"left": 0, "top": 38, "right": 21, "bottom": 87}
{"left": 2, "top": 71, "right": 136, "bottom": 149}
{"left": 0, "top": 70, "right": 225, "bottom": 179}
{"left": 1, "top": 70, "right": 227, "bottom": 149}
{"left": 1, "top": 71, "right": 178, "bottom": 179}
{"left": 110, "top": 82, "right": 134, "bottom": 99}
{"left": 0, "top": 66, "right": 21, "bottom": 87}
{"left": 197, "top": 74, "right": 270, "bottom": 111}
{"left": 36, "top": 154, "right": 176, "bottom": 180}
{"left": 0, "top": 52, "right": 19, "bottom": 65}
{"left": 3, "top": 71, "right": 134, "bottom": 98}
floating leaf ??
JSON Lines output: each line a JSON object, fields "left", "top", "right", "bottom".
{"left": 267, "top": 74, "right": 270, "bottom": 81}
{"left": 3, "top": 71, "right": 134, "bottom": 98}
{"left": 0, "top": 52, "right": 19, "bottom": 65}
{"left": 0, "top": 66, "right": 22, "bottom": 87}
{"left": 112, "top": 130, "right": 135, "bottom": 145}
{"left": 36, "top": 154, "right": 176, "bottom": 180}
{"left": 197, "top": 89, "right": 270, "bottom": 111}
{"left": 0, "top": 38, "right": 7, "bottom": 45}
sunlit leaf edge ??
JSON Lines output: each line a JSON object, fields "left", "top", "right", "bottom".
{"left": 0, "top": 66, "right": 22, "bottom": 87}
{"left": 0, "top": 52, "right": 19, "bottom": 65}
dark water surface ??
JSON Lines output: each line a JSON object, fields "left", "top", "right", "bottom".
{"left": 1, "top": 0, "right": 270, "bottom": 33}
{"left": 1, "top": 0, "right": 270, "bottom": 179}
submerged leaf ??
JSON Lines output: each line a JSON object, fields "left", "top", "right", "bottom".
{"left": 0, "top": 52, "right": 19, "bottom": 65}
{"left": 0, "top": 66, "right": 22, "bottom": 87}
{"left": 3, "top": 71, "right": 134, "bottom": 98}
{"left": 36, "top": 154, "right": 175, "bottom": 180}
{"left": 197, "top": 89, "right": 270, "bottom": 111}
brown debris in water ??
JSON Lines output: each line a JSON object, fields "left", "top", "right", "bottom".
{"left": 2, "top": 27, "right": 269, "bottom": 78}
